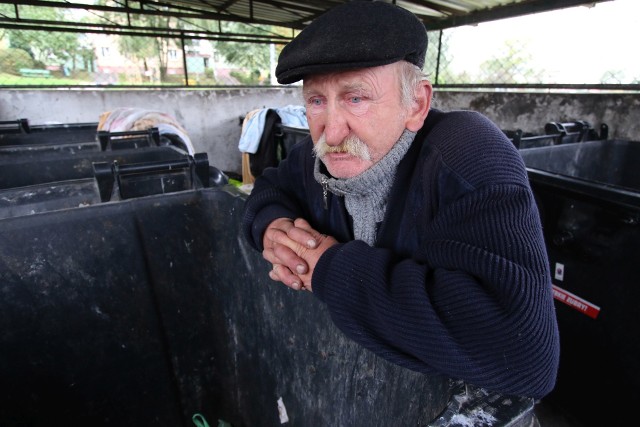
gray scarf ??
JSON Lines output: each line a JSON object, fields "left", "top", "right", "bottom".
{"left": 313, "top": 129, "right": 416, "bottom": 246}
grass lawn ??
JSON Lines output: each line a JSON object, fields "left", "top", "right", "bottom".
{"left": 0, "top": 73, "right": 230, "bottom": 87}
{"left": 0, "top": 72, "right": 94, "bottom": 86}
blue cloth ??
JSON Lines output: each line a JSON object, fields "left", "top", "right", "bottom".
{"left": 242, "top": 109, "right": 560, "bottom": 400}
{"left": 238, "top": 105, "right": 307, "bottom": 154}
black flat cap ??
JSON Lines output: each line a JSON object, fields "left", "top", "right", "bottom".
{"left": 276, "top": 0, "right": 428, "bottom": 84}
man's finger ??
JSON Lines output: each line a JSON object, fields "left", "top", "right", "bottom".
{"left": 286, "top": 225, "right": 319, "bottom": 249}
{"left": 263, "top": 218, "right": 295, "bottom": 250}
{"left": 293, "top": 217, "right": 312, "bottom": 230}
{"left": 289, "top": 218, "right": 326, "bottom": 249}
{"left": 270, "top": 263, "right": 302, "bottom": 291}
{"left": 273, "top": 242, "right": 308, "bottom": 274}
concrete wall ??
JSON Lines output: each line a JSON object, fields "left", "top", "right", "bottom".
{"left": 1, "top": 89, "right": 638, "bottom": 175}
{"left": 0, "top": 88, "right": 302, "bottom": 176}
{"left": 431, "top": 91, "right": 640, "bottom": 142}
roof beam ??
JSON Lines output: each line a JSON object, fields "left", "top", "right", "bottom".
{"left": 0, "top": 0, "right": 617, "bottom": 33}
{"left": 425, "top": 0, "right": 612, "bottom": 30}
{"left": 0, "top": 0, "right": 288, "bottom": 27}
{"left": 0, "top": 19, "right": 291, "bottom": 43}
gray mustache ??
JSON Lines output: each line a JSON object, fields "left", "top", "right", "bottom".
{"left": 313, "top": 133, "right": 372, "bottom": 161}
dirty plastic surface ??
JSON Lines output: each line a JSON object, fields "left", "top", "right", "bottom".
{"left": 0, "top": 122, "right": 98, "bottom": 146}
{"left": 521, "top": 139, "right": 640, "bottom": 426}
{"left": 521, "top": 139, "right": 640, "bottom": 193}
{"left": 0, "top": 187, "right": 451, "bottom": 426}
{"left": 0, "top": 145, "right": 187, "bottom": 189}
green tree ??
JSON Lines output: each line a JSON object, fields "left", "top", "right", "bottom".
{"left": 425, "top": 30, "right": 456, "bottom": 84}
{"left": 600, "top": 70, "right": 625, "bottom": 84}
{"left": 117, "top": 28, "right": 182, "bottom": 82}
{"left": 0, "top": 48, "right": 35, "bottom": 74}
{"left": 213, "top": 22, "right": 285, "bottom": 84}
{"left": 118, "top": 34, "right": 164, "bottom": 79}
{"left": 1, "top": 6, "right": 79, "bottom": 67}
{"left": 94, "top": 1, "right": 193, "bottom": 82}
{"left": 478, "top": 40, "right": 545, "bottom": 84}
{"left": 75, "top": 36, "right": 96, "bottom": 73}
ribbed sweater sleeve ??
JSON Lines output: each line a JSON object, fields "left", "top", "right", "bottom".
{"left": 312, "top": 184, "right": 558, "bottom": 399}
{"left": 242, "top": 140, "right": 315, "bottom": 251}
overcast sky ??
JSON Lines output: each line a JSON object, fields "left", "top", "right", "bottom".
{"left": 445, "top": 0, "right": 640, "bottom": 83}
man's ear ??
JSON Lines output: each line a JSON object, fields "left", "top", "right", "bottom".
{"left": 405, "top": 80, "right": 432, "bottom": 132}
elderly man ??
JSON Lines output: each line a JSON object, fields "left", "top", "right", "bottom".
{"left": 242, "top": 1, "right": 559, "bottom": 400}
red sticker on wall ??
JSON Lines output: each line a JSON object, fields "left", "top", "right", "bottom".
{"left": 552, "top": 284, "right": 601, "bottom": 319}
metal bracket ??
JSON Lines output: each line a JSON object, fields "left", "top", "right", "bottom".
{"left": 98, "top": 128, "right": 161, "bottom": 151}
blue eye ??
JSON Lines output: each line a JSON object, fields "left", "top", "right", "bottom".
{"left": 310, "top": 98, "right": 322, "bottom": 106}
{"left": 350, "top": 97, "right": 362, "bottom": 103}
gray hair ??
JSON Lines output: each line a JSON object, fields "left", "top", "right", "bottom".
{"left": 398, "top": 61, "right": 430, "bottom": 108}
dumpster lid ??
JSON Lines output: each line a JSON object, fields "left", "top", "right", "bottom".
{"left": 522, "top": 139, "right": 640, "bottom": 211}
{"left": 0, "top": 178, "right": 100, "bottom": 219}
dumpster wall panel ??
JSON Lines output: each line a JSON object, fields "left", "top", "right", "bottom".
{"left": 0, "top": 123, "right": 98, "bottom": 146}
{"left": 0, "top": 203, "right": 187, "bottom": 425}
{"left": 0, "top": 178, "right": 101, "bottom": 219}
{"left": 0, "top": 146, "right": 187, "bottom": 190}
{"left": 522, "top": 140, "right": 640, "bottom": 426}
{"left": 521, "top": 140, "right": 640, "bottom": 191}
{"left": 0, "top": 188, "right": 451, "bottom": 426}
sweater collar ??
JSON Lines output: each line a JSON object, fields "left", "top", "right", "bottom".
{"left": 312, "top": 129, "right": 416, "bottom": 245}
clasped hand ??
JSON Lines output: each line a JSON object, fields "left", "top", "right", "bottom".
{"left": 262, "top": 218, "right": 338, "bottom": 292}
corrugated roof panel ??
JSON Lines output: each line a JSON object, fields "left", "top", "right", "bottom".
{"left": 0, "top": 0, "right": 613, "bottom": 40}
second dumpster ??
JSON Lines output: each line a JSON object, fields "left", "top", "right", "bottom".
{"left": 520, "top": 139, "right": 640, "bottom": 426}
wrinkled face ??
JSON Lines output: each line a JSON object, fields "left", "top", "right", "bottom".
{"left": 303, "top": 63, "right": 411, "bottom": 178}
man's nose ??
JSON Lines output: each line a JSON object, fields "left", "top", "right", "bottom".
{"left": 323, "top": 104, "right": 349, "bottom": 145}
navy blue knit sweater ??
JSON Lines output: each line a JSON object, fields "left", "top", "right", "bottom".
{"left": 242, "top": 109, "right": 560, "bottom": 399}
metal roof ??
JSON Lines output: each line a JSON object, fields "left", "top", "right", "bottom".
{"left": 0, "top": 0, "right": 612, "bottom": 43}
{"left": 155, "top": 0, "right": 610, "bottom": 30}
